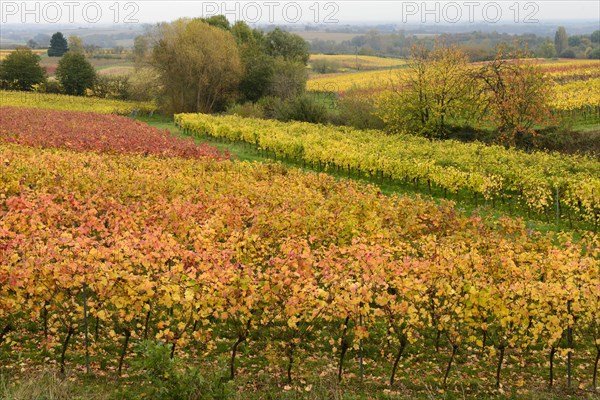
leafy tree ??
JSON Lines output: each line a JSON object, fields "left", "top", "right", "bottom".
{"left": 260, "top": 29, "right": 310, "bottom": 100}
{"left": 475, "top": 47, "right": 553, "bottom": 147}
{"left": 149, "top": 18, "right": 242, "bottom": 113}
{"left": 337, "top": 96, "right": 385, "bottom": 130}
{"left": 68, "top": 35, "right": 85, "bottom": 54}
{"left": 232, "top": 24, "right": 310, "bottom": 102}
{"left": 378, "top": 45, "right": 474, "bottom": 139}
{"left": 264, "top": 28, "right": 310, "bottom": 64}
{"left": 312, "top": 59, "right": 339, "bottom": 74}
{"left": 358, "top": 47, "right": 375, "bottom": 56}
{"left": 554, "top": 27, "right": 568, "bottom": 56}
{"left": 92, "top": 75, "right": 130, "bottom": 100}
{"left": 559, "top": 49, "right": 576, "bottom": 58}
{"left": 201, "top": 15, "right": 230, "bottom": 30}
{"left": 274, "top": 94, "right": 327, "bottom": 124}
{"left": 230, "top": 21, "right": 275, "bottom": 102}
{"left": 48, "top": 32, "right": 69, "bottom": 57}
{"left": 568, "top": 36, "right": 582, "bottom": 47}
{"left": 231, "top": 20, "right": 263, "bottom": 46}
{"left": 0, "top": 47, "right": 46, "bottom": 91}
{"left": 133, "top": 35, "right": 149, "bottom": 64}
{"left": 268, "top": 58, "right": 307, "bottom": 100}
{"left": 588, "top": 48, "right": 600, "bottom": 60}
{"left": 238, "top": 46, "right": 274, "bottom": 102}
{"left": 536, "top": 41, "right": 557, "bottom": 58}
{"left": 591, "top": 30, "right": 600, "bottom": 44}
{"left": 56, "top": 52, "right": 96, "bottom": 95}
{"left": 26, "top": 39, "right": 39, "bottom": 49}
{"left": 84, "top": 44, "right": 100, "bottom": 56}
{"left": 33, "top": 33, "right": 51, "bottom": 48}
{"left": 127, "top": 68, "right": 161, "bottom": 102}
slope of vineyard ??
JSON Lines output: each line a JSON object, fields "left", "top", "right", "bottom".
{"left": 0, "top": 49, "right": 46, "bottom": 60}
{"left": 176, "top": 113, "right": 600, "bottom": 226}
{"left": 1, "top": 142, "right": 598, "bottom": 395}
{"left": 0, "top": 107, "right": 227, "bottom": 160}
{"left": 0, "top": 90, "right": 156, "bottom": 115}
{"left": 307, "top": 68, "right": 401, "bottom": 93}
{"left": 540, "top": 59, "right": 600, "bottom": 82}
{"left": 309, "top": 54, "right": 407, "bottom": 70}
{"left": 550, "top": 77, "right": 600, "bottom": 111}
{"left": 306, "top": 59, "right": 600, "bottom": 113}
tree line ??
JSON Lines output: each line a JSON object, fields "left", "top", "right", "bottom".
{"left": 0, "top": 33, "right": 95, "bottom": 96}
{"left": 310, "top": 28, "right": 600, "bottom": 61}
{"left": 0, "top": 18, "right": 312, "bottom": 114}
{"left": 133, "top": 15, "right": 311, "bottom": 114}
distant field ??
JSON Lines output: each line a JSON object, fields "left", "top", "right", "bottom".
{"left": 0, "top": 48, "right": 46, "bottom": 60}
{"left": 0, "top": 90, "right": 155, "bottom": 114}
{"left": 36, "top": 54, "right": 133, "bottom": 76}
{"left": 97, "top": 65, "right": 135, "bottom": 76}
{"left": 0, "top": 48, "right": 133, "bottom": 75}
{"left": 309, "top": 54, "right": 406, "bottom": 70}
{"left": 295, "top": 31, "right": 360, "bottom": 43}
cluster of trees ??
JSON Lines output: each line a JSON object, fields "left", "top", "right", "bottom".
{"left": 26, "top": 32, "right": 136, "bottom": 50}
{"left": 0, "top": 43, "right": 96, "bottom": 96}
{"left": 28, "top": 32, "right": 111, "bottom": 58}
{"left": 133, "top": 16, "right": 310, "bottom": 114}
{"left": 554, "top": 27, "right": 600, "bottom": 59}
{"left": 379, "top": 45, "right": 553, "bottom": 147}
{"left": 310, "top": 29, "right": 600, "bottom": 61}
{"left": 1, "top": 18, "right": 311, "bottom": 113}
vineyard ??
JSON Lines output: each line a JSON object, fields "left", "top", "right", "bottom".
{"left": 1, "top": 41, "right": 600, "bottom": 400}
{"left": 0, "top": 49, "right": 46, "bottom": 60}
{"left": 176, "top": 113, "right": 600, "bottom": 229}
{"left": 0, "top": 107, "right": 227, "bottom": 160}
{"left": 309, "top": 54, "right": 407, "bottom": 70}
{"left": 550, "top": 77, "right": 600, "bottom": 112}
{"left": 0, "top": 90, "right": 156, "bottom": 115}
{"left": 2, "top": 7, "right": 600, "bottom": 397}
{"left": 1, "top": 140, "right": 599, "bottom": 396}
{"left": 307, "top": 68, "right": 400, "bottom": 94}
{"left": 306, "top": 59, "right": 600, "bottom": 115}
{"left": 540, "top": 60, "right": 600, "bottom": 82}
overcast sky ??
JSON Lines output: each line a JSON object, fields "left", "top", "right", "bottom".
{"left": 2, "top": 1, "right": 599, "bottom": 25}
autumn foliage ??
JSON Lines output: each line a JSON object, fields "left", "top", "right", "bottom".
{"left": 0, "top": 106, "right": 227, "bottom": 160}
{"left": 177, "top": 113, "right": 600, "bottom": 228}
{"left": 1, "top": 143, "right": 599, "bottom": 392}
{"left": 475, "top": 52, "right": 555, "bottom": 146}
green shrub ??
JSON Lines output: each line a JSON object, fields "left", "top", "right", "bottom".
{"left": 559, "top": 49, "right": 576, "bottom": 58}
{"left": 311, "top": 59, "right": 340, "bottom": 74}
{"left": 588, "top": 47, "right": 600, "bottom": 59}
{"left": 337, "top": 95, "right": 384, "bottom": 130}
{"left": 225, "top": 102, "right": 265, "bottom": 119}
{"left": 127, "top": 68, "right": 160, "bottom": 102}
{"left": 134, "top": 341, "right": 231, "bottom": 400}
{"left": 256, "top": 96, "right": 283, "bottom": 119}
{"left": 275, "top": 95, "right": 328, "bottom": 124}
{"left": 92, "top": 75, "right": 130, "bottom": 100}
{"left": 41, "top": 79, "right": 63, "bottom": 94}
{"left": 267, "top": 58, "right": 307, "bottom": 100}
